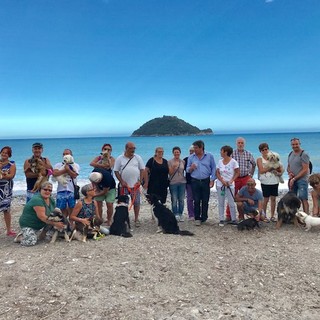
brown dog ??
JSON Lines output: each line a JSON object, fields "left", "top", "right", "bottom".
{"left": 30, "top": 158, "right": 49, "bottom": 192}
{"left": 70, "top": 217, "right": 103, "bottom": 242}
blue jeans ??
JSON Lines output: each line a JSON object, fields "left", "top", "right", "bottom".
{"left": 191, "top": 178, "right": 210, "bottom": 221}
{"left": 169, "top": 183, "right": 186, "bottom": 215}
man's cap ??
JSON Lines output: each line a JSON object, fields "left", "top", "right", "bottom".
{"left": 32, "top": 142, "right": 43, "bottom": 148}
{"left": 89, "top": 172, "right": 103, "bottom": 183}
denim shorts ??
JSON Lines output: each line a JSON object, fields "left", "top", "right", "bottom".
{"left": 293, "top": 179, "right": 308, "bottom": 200}
{"left": 56, "top": 191, "right": 76, "bottom": 209}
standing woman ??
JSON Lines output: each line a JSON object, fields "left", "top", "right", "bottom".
{"left": 257, "top": 142, "right": 283, "bottom": 222}
{"left": 144, "top": 147, "right": 169, "bottom": 204}
{"left": 216, "top": 145, "right": 239, "bottom": 226}
{"left": 90, "top": 143, "right": 115, "bottom": 174}
{"left": 0, "top": 146, "right": 17, "bottom": 236}
{"left": 168, "top": 147, "right": 186, "bottom": 221}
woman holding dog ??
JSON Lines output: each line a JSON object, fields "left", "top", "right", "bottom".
{"left": 257, "top": 143, "right": 284, "bottom": 222}
{"left": 0, "top": 146, "right": 17, "bottom": 236}
{"left": 90, "top": 143, "right": 115, "bottom": 173}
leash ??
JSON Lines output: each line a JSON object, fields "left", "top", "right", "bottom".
{"left": 124, "top": 184, "right": 141, "bottom": 211}
{"left": 226, "top": 185, "right": 236, "bottom": 201}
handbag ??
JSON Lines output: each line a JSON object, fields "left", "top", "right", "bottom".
{"left": 71, "top": 178, "right": 80, "bottom": 200}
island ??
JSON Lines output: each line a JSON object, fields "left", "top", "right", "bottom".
{"left": 131, "top": 115, "right": 213, "bottom": 137}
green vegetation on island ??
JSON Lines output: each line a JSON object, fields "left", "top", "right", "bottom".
{"left": 131, "top": 116, "right": 213, "bottom": 137}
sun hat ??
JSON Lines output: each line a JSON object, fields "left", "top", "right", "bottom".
{"left": 32, "top": 142, "right": 43, "bottom": 148}
{"left": 89, "top": 172, "right": 103, "bottom": 183}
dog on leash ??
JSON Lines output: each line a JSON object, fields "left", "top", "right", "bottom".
{"left": 265, "top": 151, "right": 284, "bottom": 183}
{"left": 146, "top": 194, "right": 194, "bottom": 236}
{"left": 70, "top": 216, "right": 104, "bottom": 242}
{"left": 237, "top": 218, "right": 260, "bottom": 231}
{"left": 110, "top": 195, "right": 133, "bottom": 238}
{"left": 39, "top": 208, "right": 70, "bottom": 243}
{"left": 276, "top": 191, "right": 301, "bottom": 229}
{"left": 296, "top": 211, "right": 320, "bottom": 231}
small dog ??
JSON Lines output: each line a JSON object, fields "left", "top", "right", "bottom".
{"left": 296, "top": 211, "right": 320, "bottom": 231}
{"left": 265, "top": 151, "right": 284, "bottom": 183}
{"left": 30, "top": 158, "right": 49, "bottom": 192}
{"left": 110, "top": 195, "right": 133, "bottom": 237}
{"left": 100, "top": 149, "right": 110, "bottom": 166}
{"left": 39, "top": 208, "right": 70, "bottom": 243}
{"left": 70, "top": 217, "right": 104, "bottom": 242}
{"left": 146, "top": 194, "right": 194, "bottom": 236}
{"left": 237, "top": 218, "right": 260, "bottom": 231}
{"left": 276, "top": 191, "right": 301, "bottom": 229}
{"left": 53, "top": 155, "right": 75, "bottom": 186}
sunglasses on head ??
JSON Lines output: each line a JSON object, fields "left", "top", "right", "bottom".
{"left": 290, "top": 138, "right": 300, "bottom": 142}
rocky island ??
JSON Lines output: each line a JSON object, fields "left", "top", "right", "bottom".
{"left": 131, "top": 115, "right": 213, "bottom": 137}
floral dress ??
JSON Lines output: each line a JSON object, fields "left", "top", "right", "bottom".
{"left": 0, "top": 161, "right": 14, "bottom": 212}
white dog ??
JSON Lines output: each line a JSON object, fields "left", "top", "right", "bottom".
{"left": 265, "top": 151, "right": 284, "bottom": 183}
{"left": 52, "top": 155, "right": 75, "bottom": 186}
{"left": 296, "top": 211, "right": 320, "bottom": 231}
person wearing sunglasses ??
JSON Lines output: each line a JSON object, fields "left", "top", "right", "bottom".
{"left": 308, "top": 174, "right": 320, "bottom": 217}
{"left": 235, "top": 178, "right": 266, "bottom": 222}
{"left": 15, "top": 182, "right": 64, "bottom": 246}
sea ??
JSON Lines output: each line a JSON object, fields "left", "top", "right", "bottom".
{"left": 1, "top": 132, "right": 319, "bottom": 196}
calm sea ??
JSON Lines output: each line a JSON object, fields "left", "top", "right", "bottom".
{"left": 1, "top": 132, "right": 319, "bottom": 195}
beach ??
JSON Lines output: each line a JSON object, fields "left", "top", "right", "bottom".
{"left": 1, "top": 188, "right": 320, "bottom": 320}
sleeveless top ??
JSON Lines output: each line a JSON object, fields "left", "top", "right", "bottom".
{"left": 77, "top": 199, "right": 95, "bottom": 219}
{"left": 258, "top": 157, "right": 279, "bottom": 185}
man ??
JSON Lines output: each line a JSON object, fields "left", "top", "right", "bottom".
{"left": 184, "top": 145, "right": 195, "bottom": 220}
{"left": 287, "top": 138, "right": 310, "bottom": 213}
{"left": 235, "top": 178, "right": 265, "bottom": 221}
{"left": 53, "top": 149, "right": 80, "bottom": 218}
{"left": 89, "top": 168, "right": 116, "bottom": 224}
{"left": 114, "top": 142, "right": 145, "bottom": 227}
{"left": 23, "top": 142, "right": 53, "bottom": 203}
{"left": 226, "top": 137, "right": 256, "bottom": 221}
{"left": 186, "top": 140, "right": 216, "bottom": 226}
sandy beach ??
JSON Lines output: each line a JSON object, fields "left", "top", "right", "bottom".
{"left": 1, "top": 190, "right": 320, "bottom": 320}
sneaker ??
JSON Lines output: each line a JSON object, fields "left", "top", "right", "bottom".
{"left": 175, "top": 215, "right": 180, "bottom": 221}
{"left": 7, "top": 230, "right": 17, "bottom": 237}
{"left": 219, "top": 221, "right": 225, "bottom": 227}
{"left": 230, "top": 220, "right": 238, "bottom": 226}
{"left": 195, "top": 220, "right": 201, "bottom": 226}
{"left": 179, "top": 215, "right": 184, "bottom": 222}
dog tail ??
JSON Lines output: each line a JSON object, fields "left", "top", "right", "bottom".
{"left": 179, "top": 230, "right": 194, "bottom": 236}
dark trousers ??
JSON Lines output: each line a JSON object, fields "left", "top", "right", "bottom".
{"left": 191, "top": 178, "right": 210, "bottom": 222}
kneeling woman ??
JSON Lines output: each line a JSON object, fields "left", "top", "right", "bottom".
{"left": 16, "top": 182, "right": 64, "bottom": 246}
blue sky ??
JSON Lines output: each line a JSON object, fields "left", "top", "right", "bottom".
{"left": 1, "top": 0, "right": 319, "bottom": 138}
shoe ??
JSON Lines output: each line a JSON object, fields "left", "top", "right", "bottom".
{"left": 13, "top": 232, "right": 23, "bottom": 243}
{"left": 230, "top": 220, "right": 238, "bottom": 226}
{"left": 175, "top": 215, "right": 180, "bottom": 221}
{"left": 195, "top": 220, "right": 201, "bottom": 226}
{"left": 219, "top": 221, "right": 224, "bottom": 227}
{"left": 188, "top": 216, "right": 195, "bottom": 221}
{"left": 7, "top": 230, "right": 17, "bottom": 237}
{"left": 179, "top": 215, "right": 184, "bottom": 222}
{"left": 262, "top": 217, "right": 270, "bottom": 223}
{"left": 156, "top": 226, "right": 163, "bottom": 233}
{"left": 135, "top": 220, "right": 141, "bottom": 227}
{"left": 270, "top": 217, "right": 276, "bottom": 222}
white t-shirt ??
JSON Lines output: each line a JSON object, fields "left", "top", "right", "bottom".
{"left": 216, "top": 158, "right": 239, "bottom": 188}
{"left": 114, "top": 154, "right": 145, "bottom": 188}
{"left": 53, "top": 162, "right": 80, "bottom": 192}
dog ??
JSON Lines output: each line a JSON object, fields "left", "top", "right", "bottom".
{"left": 110, "top": 195, "right": 133, "bottom": 237}
{"left": 52, "top": 155, "right": 75, "bottom": 186}
{"left": 296, "top": 211, "right": 320, "bottom": 231}
{"left": 276, "top": 191, "right": 301, "bottom": 229}
{"left": 237, "top": 218, "right": 260, "bottom": 231}
{"left": 146, "top": 194, "right": 194, "bottom": 236}
{"left": 39, "top": 208, "right": 70, "bottom": 243}
{"left": 70, "top": 216, "right": 104, "bottom": 242}
{"left": 99, "top": 149, "right": 110, "bottom": 166}
{"left": 30, "top": 158, "right": 49, "bottom": 192}
{"left": 265, "top": 151, "right": 284, "bottom": 183}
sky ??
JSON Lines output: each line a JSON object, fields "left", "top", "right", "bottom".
{"left": 1, "top": 0, "right": 319, "bottom": 139}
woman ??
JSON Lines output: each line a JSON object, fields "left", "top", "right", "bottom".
{"left": 0, "top": 146, "right": 17, "bottom": 236}
{"left": 90, "top": 143, "right": 115, "bottom": 173}
{"left": 168, "top": 147, "right": 186, "bottom": 221}
{"left": 309, "top": 173, "right": 320, "bottom": 217}
{"left": 144, "top": 147, "right": 169, "bottom": 204}
{"left": 16, "top": 182, "right": 64, "bottom": 246}
{"left": 257, "top": 142, "right": 284, "bottom": 222}
{"left": 216, "top": 145, "right": 239, "bottom": 226}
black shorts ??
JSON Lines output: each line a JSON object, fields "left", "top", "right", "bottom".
{"left": 261, "top": 184, "right": 279, "bottom": 197}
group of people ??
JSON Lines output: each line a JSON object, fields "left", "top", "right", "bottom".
{"left": 0, "top": 137, "right": 318, "bottom": 246}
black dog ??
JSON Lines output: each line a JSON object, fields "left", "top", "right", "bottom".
{"left": 146, "top": 194, "right": 194, "bottom": 236}
{"left": 276, "top": 191, "right": 301, "bottom": 229}
{"left": 110, "top": 195, "right": 133, "bottom": 238}
{"left": 237, "top": 218, "right": 260, "bottom": 231}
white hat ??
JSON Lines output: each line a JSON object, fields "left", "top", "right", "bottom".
{"left": 89, "top": 172, "right": 103, "bottom": 183}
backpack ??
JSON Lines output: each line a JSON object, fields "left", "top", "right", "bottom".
{"left": 288, "top": 150, "right": 312, "bottom": 174}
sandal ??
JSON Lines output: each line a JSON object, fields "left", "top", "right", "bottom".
{"left": 270, "top": 217, "right": 276, "bottom": 222}
{"left": 7, "top": 230, "right": 17, "bottom": 237}
{"left": 262, "top": 218, "right": 270, "bottom": 223}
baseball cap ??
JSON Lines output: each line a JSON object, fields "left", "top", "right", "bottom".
{"left": 89, "top": 172, "right": 103, "bottom": 183}
{"left": 32, "top": 142, "right": 43, "bottom": 148}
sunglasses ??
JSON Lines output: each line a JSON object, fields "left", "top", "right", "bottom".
{"left": 42, "top": 188, "right": 52, "bottom": 192}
